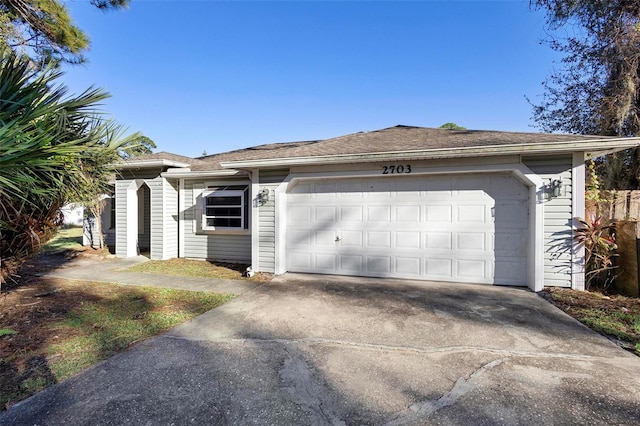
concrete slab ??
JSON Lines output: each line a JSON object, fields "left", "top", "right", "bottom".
{"left": 38, "top": 255, "right": 259, "bottom": 295}
{"left": 2, "top": 272, "right": 640, "bottom": 425}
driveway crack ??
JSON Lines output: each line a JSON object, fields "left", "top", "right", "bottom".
{"left": 383, "top": 359, "right": 503, "bottom": 425}
{"left": 161, "top": 334, "right": 619, "bottom": 362}
{"left": 278, "top": 342, "right": 347, "bottom": 426}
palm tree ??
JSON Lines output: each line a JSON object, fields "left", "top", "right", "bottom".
{"left": 0, "top": 47, "right": 136, "bottom": 285}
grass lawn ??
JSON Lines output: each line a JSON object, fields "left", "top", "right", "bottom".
{"left": 0, "top": 278, "right": 233, "bottom": 409}
{"left": 126, "top": 258, "right": 272, "bottom": 282}
{"left": 543, "top": 288, "right": 640, "bottom": 356}
{"left": 40, "top": 226, "right": 83, "bottom": 254}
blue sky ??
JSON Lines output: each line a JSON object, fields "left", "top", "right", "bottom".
{"left": 61, "top": 1, "right": 559, "bottom": 157}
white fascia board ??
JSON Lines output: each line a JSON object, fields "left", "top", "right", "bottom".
{"left": 220, "top": 138, "right": 640, "bottom": 169}
{"left": 160, "top": 169, "right": 248, "bottom": 179}
{"left": 115, "top": 159, "right": 191, "bottom": 170}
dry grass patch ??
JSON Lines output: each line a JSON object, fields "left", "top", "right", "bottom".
{"left": 125, "top": 258, "right": 271, "bottom": 282}
{"left": 0, "top": 278, "right": 233, "bottom": 409}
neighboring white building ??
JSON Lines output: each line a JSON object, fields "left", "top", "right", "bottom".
{"left": 82, "top": 195, "right": 116, "bottom": 249}
{"left": 61, "top": 204, "right": 84, "bottom": 227}
{"left": 111, "top": 125, "right": 640, "bottom": 291}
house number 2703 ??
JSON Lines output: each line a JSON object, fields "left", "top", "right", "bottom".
{"left": 382, "top": 165, "right": 412, "bottom": 174}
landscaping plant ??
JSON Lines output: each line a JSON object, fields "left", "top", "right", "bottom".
{"left": 574, "top": 212, "right": 618, "bottom": 290}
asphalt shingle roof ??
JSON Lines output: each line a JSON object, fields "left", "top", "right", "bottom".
{"left": 188, "top": 125, "right": 611, "bottom": 171}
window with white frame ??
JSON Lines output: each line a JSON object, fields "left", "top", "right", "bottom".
{"left": 202, "top": 185, "right": 249, "bottom": 231}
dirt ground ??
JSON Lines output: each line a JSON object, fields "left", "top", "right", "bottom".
{"left": 0, "top": 249, "right": 111, "bottom": 407}
{"left": 541, "top": 287, "right": 640, "bottom": 354}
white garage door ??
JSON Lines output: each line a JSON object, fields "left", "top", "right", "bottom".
{"left": 286, "top": 173, "right": 529, "bottom": 285}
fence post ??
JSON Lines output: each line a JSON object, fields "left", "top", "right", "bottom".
{"left": 614, "top": 221, "right": 640, "bottom": 297}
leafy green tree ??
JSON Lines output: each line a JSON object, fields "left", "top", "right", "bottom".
{"left": 0, "top": 47, "right": 138, "bottom": 285}
{"left": 439, "top": 122, "right": 467, "bottom": 130}
{"left": 530, "top": 0, "right": 640, "bottom": 188}
{"left": 0, "top": 0, "right": 129, "bottom": 64}
{"left": 119, "top": 134, "right": 156, "bottom": 159}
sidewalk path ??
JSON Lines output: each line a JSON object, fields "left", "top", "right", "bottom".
{"left": 40, "top": 255, "right": 260, "bottom": 295}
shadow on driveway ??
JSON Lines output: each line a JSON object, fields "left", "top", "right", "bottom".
{"left": 2, "top": 273, "right": 640, "bottom": 425}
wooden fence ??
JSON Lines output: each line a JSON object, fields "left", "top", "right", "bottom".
{"left": 586, "top": 190, "right": 640, "bottom": 221}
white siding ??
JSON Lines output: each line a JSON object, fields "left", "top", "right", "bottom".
{"left": 257, "top": 169, "right": 289, "bottom": 272}
{"left": 523, "top": 156, "right": 573, "bottom": 287}
{"left": 163, "top": 178, "right": 179, "bottom": 259}
{"left": 146, "top": 177, "right": 163, "bottom": 259}
{"left": 115, "top": 179, "right": 132, "bottom": 257}
{"left": 182, "top": 180, "right": 251, "bottom": 263}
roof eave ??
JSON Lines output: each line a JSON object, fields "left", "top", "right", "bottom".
{"left": 220, "top": 139, "right": 640, "bottom": 169}
{"left": 114, "top": 159, "right": 191, "bottom": 170}
{"left": 160, "top": 169, "right": 248, "bottom": 179}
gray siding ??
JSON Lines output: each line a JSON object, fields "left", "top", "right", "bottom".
{"left": 258, "top": 169, "right": 289, "bottom": 272}
{"left": 523, "top": 155, "right": 573, "bottom": 287}
{"left": 163, "top": 178, "right": 179, "bottom": 259}
{"left": 258, "top": 189, "right": 277, "bottom": 272}
{"left": 115, "top": 179, "right": 131, "bottom": 257}
{"left": 145, "top": 177, "right": 161, "bottom": 259}
{"left": 260, "top": 169, "right": 290, "bottom": 184}
{"left": 182, "top": 180, "right": 251, "bottom": 263}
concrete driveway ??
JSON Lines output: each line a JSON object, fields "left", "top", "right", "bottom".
{"left": 3, "top": 273, "right": 640, "bottom": 425}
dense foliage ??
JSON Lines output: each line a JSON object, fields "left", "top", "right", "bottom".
{"left": 531, "top": 0, "right": 640, "bottom": 189}
{"left": 0, "top": 47, "right": 139, "bottom": 285}
{"left": 0, "top": 0, "right": 129, "bottom": 64}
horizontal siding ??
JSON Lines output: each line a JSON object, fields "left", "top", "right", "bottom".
{"left": 163, "top": 179, "right": 179, "bottom": 259}
{"left": 523, "top": 155, "right": 573, "bottom": 287}
{"left": 258, "top": 183, "right": 279, "bottom": 273}
{"left": 260, "top": 169, "right": 289, "bottom": 184}
{"left": 115, "top": 179, "right": 131, "bottom": 257}
{"left": 182, "top": 180, "right": 251, "bottom": 263}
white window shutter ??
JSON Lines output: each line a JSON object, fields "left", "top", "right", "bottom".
{"left": 193, "top": 183, "right": 204, "bottom": 233}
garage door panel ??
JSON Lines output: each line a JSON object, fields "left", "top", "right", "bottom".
{"left": 367, "top": 206, "right": 390, "bottom": 222}
{"left": 396, "top": 205, "right": 421, "bottom": 222}
{"left": 425, "top": 232, "right": 452, "bottom": 250}
{"left": 341, "top": 231, "right": 363, "bottom": 247}
{"left": 315, "top": 254, "right": 338, "bottom": 271}
{"left": 340, "top": 206, "right": 363, "bottom": 221}
{"left": 457, "top": 232, "right": 486, "bottom": 251}
{"left": 289, "top": 205, "right": 312, "bottom": 222}
{"left": 494, "top": 202, "right": 528, "bottom": 223}
{"left": 339, "top": 254, "right": 363, "bottom": 272}
{"left": 426, "top": 205, "right": 452, "bottom": 222}
{"left": 286, "top": 174, "right": 528, "bottom": 285}
{"left": 288, "top": 230, "right": 311, "bottom": 246}
{"left": 315, "top": 206, "right": 337, "bottom": 222}
{"left": 396, "top": 232, "right": 421, "bottom": 249}
{"left": 425, "top": 258, "right": 453, "bottom": 277}
{"left": 290, "top": 252, "right": 312, "bottom": 270}
{"left": 457, "top": 259, "right": 488, "bottom": 280}
{"left": 395, "top": 257, "right": 421, "bottom": 275}
{"left": 495, "top": 260, "right": 527, "bottom": 285}
{"left": 365, "top": 256, "right": 392, "bottom": 273}
{"left": 494, "top": 231, "right": 528, "bottom": 257}
{"left": 457, "top": 205, "right": 488, "bottom": 222}
{"left": 314, "top": 231, "right": 337, "bottom": 246}
{"left": 367, "top": 231, "right": 391, "bottom": 248}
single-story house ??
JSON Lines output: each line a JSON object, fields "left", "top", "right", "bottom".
{"left": 112, "top": 125, "right": 640, "bottom": 291}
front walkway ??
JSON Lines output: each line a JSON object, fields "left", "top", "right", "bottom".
{"left": 39, "top": 255, "right": 259, "bottom": 295}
